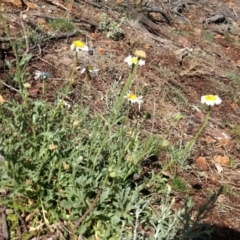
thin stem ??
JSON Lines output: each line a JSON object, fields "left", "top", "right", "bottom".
{"left": 112, "top": 63, "right": 138, "bottom": 122}
{"left": 163, "top": 108, "right": 211, "bottom": 171}
{"left": 180, "top": 108, "right": 211, "bottom": 158}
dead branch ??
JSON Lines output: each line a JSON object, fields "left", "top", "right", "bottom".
{"left": 80, "top": 0, "right": 102, "bottom": 9}
{"left": 172, "top": 2, "right": 191, "bottom": 23}
{"left": 173, "top": 2, "right": 188, "bottom": 13}
{"left": 0, "top": 37, "right": 19, "bottom": 43}
{"left": 74, "top": 189, "right": 102, "bottom": 232}
{"left": 2, "top": 206, "right": 9, "bottom": 240}
{"left": 44, "top": 0, "right": 69, "bottom": 11}
{"left": 137, "top": 13, "right": 182, "bottom": 43}
{"left": 0, "top": 80, "right": 20, "bottom": 93}
{"left": 203, "top": 14, "right": 226, "bottom": 24}
{"left": 141, "top": 6, "right": 172, "bottom": 25}
{"left": 49, "top": 30, "right": 77, "bottom": 40}
{"left": 72, "top": 18, "right": 99, "bottom": 29}
{"left": 26, "top": 20, "right": 46, "bottom": 35}
{"left": 32, "top": 13, "right": 98, "bottom": 28}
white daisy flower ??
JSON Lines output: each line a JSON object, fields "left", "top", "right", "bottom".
{"left": 34, "top": 70, "right": 51, "bottom": 81}
{"left": 124, "top": 93, "right": 144, "bottom": 110}
{"left": 57, "top": 99, "right": 71, "bottom": 109}
{"left": 70, "top": 40, "right": 89, "bottom": 52}
{"left": 201, "top": 95, "right": 222, "bottom": 106}
{"left": 124, "top": 55, "right": 145, "bottom": 67}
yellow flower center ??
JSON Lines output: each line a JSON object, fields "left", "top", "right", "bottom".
{"left": 130, "top": 57, "right": 138, "bottom": 64}
{"left": 73, "top": 40, "right": 85, "bottom": 48}
{"left": 204, "top": 95, "right": 217, "bottom": 101}
{"left": 128, "top": 93, "right": 137, "bottom": 100}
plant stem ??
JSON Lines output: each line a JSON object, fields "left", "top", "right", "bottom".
{"left": 112, "top": 64, "right": 138, "bottom": 122}
{"left": 164, "top": 108, "right": 211, "bottom": 171}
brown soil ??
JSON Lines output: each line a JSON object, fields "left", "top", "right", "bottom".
{"left": 0, "top": 0, "right": 240, "bottom": 239}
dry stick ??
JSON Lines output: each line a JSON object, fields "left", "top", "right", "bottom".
{"left": 45, "top": 0, "right": 69, "bottom": 11}
{"left": 0, "top": 37, "right": 19, "bottom": 43}
{"left": 2, "top": 206, "right": 9, "bottom": 240}
{"left": 0, "top": 80, "right": 19, "bottom": 92}
{"left": 230, "top": 7, "right": 238, "bottom": 19}
{"left": 49, "top": 30, "right": 77, "bottom": 40}
{"left": 32, "top": 13, "right": 99, "bottom": 29}
{"left": 203, "top": 14, "right": 226, "bottom": 24}
{"left": 14, "top": 210, "right": 28, "bottom": 237}
{"left": 74, "top": 189, "right": 102, "bottom": 232}
{"left": 26, "top": 20, "right": 46, "bottom": 35}
{"left": 141, "top": 6, "right": 172, "bottom": 25}
{"left": 80, "top": 0, "right": 102, "bottom": 9}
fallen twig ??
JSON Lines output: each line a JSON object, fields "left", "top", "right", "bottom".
{"left": 203, "top": 14, "right": 226, "bottom": 24}
{"left": 81, "top": 0, "right": 102, "bottom": 9}
{"left": 0, "top": 37, "right": 19, "bottom": 43}
{"left": 141, "top": 6, "right": 172, "bottom": 25}
{"left": 49, "top": 30, "right": 77, "bottom": 40}
{"left": 74, "top": 189, "right": 102, "bottom": 232}
{"left": 0, "top": 80, "right": 20, "bottom": 93}
{"left": 32, "top": 13, "right": 98, "bottom": 28}
{"left": 26, "top": 20, "right": 46, "bottom": 35}
{"left": 173, "top": 2, "right": 188, "bottom": 13}
{"left": 73, "top": 18, "right": 98, "bottom": 28}
{"left": 45, "top": 0, "right": 69, "bottom": 11}
{"left": 2, "top": 206, "right": 9, "bottom": 240}
{"left": 14, "top": 210, "right": 28, "bottom": 235}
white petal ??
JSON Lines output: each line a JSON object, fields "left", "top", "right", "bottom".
{"left": 138, "top": 59, "right": 145, "bottom": 66}
{"left": 215, "top": 96, "right": 222, "bottom": 105}
{"left": 124, "top": 55, "right": 132, "bottom": 66}
{"left": 81, "top": 45, "right": 89, "bottom": 52}
{"left": 200, "top": 96, "right": 205, "bottom": 104}
{"left": 70, "top": 44, "right": 75, "bottom": 51}
{"left": 81, "top": 68, "right": 86, "bottom": 74}
{"left": 124, "top": 55, "right": 131, "bottom": 62}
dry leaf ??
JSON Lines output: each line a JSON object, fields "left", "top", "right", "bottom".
{"left": 214, "top": 33, "right": 223, "bottom": 39}
{"left": 201, "top": 136, "right": 217, "bottom": 145}
{"left": 91, "top": 33, "right": 98, "bottom": 40}
{"left": 0, "top": 95, "right": 6, "bottom": 104}
{"left": 230, "top": 102, "right": 238, "bottom": 111}
{"left": 195, "top": 156, "right": 208, "bottom": 170}
{"left": 213, "top": 155, "right": 230, "bottom": 167}
{"left": 37, "top": 18, "right": 47, "bottom": 25}
{"left": 26, "top": 1, "right": 38, "bottom": 9}
{"left": 65, "top": 2, "right": 73, "bottom": 10}
{"left": 143, "top": 43, "right": 151, "bottom": 49}
{"left": 193, "top": 110, "right": 205, "bottom": 123}
{"left": 7, "top": 0, "right": 22, "bottom": 7}
{"left": 215, "top": 139, "right": 233, "bottom": 151}
{"left": 208, "top": 128, "right": 230, "bottom": 141}
{"left": 214, "top": 162, "right": 223, "bottom": 173}
{"left": 49, "top": 144, "right": 58, "bottom": 151}
{"left": 194, "top": 28, "right": 202, "bottom": 36}
{"left": 98, "top": 48, "right": 106, "bottom": 55}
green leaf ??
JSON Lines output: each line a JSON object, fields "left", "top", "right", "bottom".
{"left": 19, "top": 54, "right": 33, "bottom": 66}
